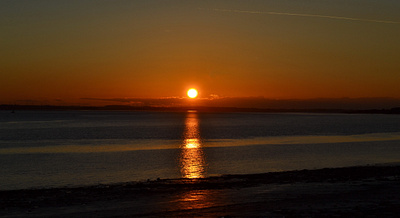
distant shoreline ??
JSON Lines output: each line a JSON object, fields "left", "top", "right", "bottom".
{"left": 1, "top": 104, "right": 400, "bottom": 114}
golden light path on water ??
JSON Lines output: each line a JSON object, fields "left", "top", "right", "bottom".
{"left": 179, "top": 111, "right": 207, "bottom": 179}
{"left": 175, "top": 111, "right": 213, "bottom": 211}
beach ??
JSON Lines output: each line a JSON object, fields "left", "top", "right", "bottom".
{"left": 2, "top": 165, "right": 400, "bottom": 217}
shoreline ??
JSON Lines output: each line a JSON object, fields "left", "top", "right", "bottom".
{"left": 2, "top": 164, "right": 400, "bottom": 217}
{"left": 2, "top": 104, "right": 400, "bottom": 114}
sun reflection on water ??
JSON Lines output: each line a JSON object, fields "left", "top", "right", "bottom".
{"left": 179, "top": 111, "right": 207, "bottom": 179}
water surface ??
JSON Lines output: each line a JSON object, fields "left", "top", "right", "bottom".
{"left": 1, "top": 110, "right": 400, "bottom": 190}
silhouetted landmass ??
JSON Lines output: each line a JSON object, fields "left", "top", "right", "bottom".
{"left": 1, "top": 104, "right": 400, "bottom": 114}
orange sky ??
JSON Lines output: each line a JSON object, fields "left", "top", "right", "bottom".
{"left": 1, "top": 1, "right": 400, "bottom": 107}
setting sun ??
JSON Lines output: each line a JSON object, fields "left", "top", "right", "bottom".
{"left": 187, "top": 88, "right": 198, "bottom": 98}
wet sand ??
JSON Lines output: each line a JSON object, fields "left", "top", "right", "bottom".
{"left": 1, "top": 165, "right": 400, "bottom": 217}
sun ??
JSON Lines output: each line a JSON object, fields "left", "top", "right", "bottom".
{"left": 187, "top": 88, "right": 198, "bottom": 98}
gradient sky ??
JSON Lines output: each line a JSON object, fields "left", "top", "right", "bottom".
{"left": 1, "top": 0, "right": 399, "bottom": 106}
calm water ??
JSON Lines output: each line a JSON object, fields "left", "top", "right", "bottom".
{"left": 1, "top": 110, "right": 400, "bottom": 190}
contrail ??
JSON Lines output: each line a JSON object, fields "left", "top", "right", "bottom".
{"left": 204, "top": 8, "right": 400, "bottom": 24}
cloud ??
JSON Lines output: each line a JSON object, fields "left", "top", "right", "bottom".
{"left": 204, "top": 8, "right": 400, "bottom": 24}
{"left": 82, "top": 95, "right": 225, "bottom": 106}
{"left": 81, "top": 97, "right": 186, "bottom": 107}
{"left": 82, "top": 97, "right": 400, "bottom": 110}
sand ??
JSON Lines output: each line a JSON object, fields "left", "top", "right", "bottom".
{"left": 1, "top": 165, "right": 400, "bottom": 217}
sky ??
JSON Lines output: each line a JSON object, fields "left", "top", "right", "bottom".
{"left": 1, "top": 0, "right": 400, "bottom": 108}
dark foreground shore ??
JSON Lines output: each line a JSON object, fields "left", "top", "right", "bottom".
{"left": 2, "top": 165, "right": 400, "bottom": 217}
